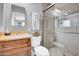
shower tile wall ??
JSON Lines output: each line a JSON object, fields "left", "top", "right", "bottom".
{"left": 55, "top": 3, "right": 79, "bottom": 56}
{"left": 43, "top": 5, "right": 55, "bottom": 48}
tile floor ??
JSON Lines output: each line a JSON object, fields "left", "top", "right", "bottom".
{"left": 32, "top": 47, "right": 64, "bottom": 56}
{"left": 49, "top": 47, "right": 64, "bottom": 56}
{"left": 31, "top": 46, "right": 73, "bottom": 56}
{"left": 49, "top": 47, "right": 73, "bottom": 56}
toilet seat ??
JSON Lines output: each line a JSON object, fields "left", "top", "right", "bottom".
{"left": 34, "top": 46, "right": 50, "bottom": 56}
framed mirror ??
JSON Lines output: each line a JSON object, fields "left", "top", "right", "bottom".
{"left": 11, "top": 5, "right": 26, "bottom": 27}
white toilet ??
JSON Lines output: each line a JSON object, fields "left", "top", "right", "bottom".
{"left": 31, "top": 36, "right": 50, "bottom": 56}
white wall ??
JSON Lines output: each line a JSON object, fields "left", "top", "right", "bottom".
{"left": 0, "top": 3, "right": 3, "bottom": 32}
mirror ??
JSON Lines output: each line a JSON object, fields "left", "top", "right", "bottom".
{"left": 11, "top": 5, "right": 26, "bottom": 27}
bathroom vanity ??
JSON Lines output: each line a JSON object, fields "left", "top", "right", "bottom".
{"left": 0, "top": 34, "right": 31, "bottom": 56}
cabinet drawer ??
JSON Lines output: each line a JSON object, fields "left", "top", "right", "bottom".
{"left": 10, "top": 51, "right": 28, "bottom": 56}
{"left": 2, "top": 40, "right": 29, "bottom": 49}
{"left": 2, "top": 47, "right": 28, "bottom": 56}
{"left": 0, "top": 53, "right": 3, "bottom": 56}
{"left": 3, "top": 39, "right": 28, "bottom": 45}
{"left": 2, "top": 42, "right": 29, "bottom": 49}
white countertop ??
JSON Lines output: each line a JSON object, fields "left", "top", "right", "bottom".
{"left": 7, "top": 34, "right": 32, "bottom": 40}
{"left": 0, "top": 34, "right": 32, "bottom": 41}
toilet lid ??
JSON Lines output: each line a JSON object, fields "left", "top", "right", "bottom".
{"left": 34, "top": 46, "right": 49, "bottom": 55}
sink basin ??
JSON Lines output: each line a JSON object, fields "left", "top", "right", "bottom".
{"left": 7, "top": 34, "right": 32, "bottom": 40}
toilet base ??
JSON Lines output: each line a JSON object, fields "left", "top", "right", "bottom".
{"left": 32, "top": 46, "right": 50, "bottom": 56}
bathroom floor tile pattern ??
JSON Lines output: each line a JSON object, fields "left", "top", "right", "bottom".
{"left": 31, "top": 47, "right": 64, "bottom": 56}
{"left": 31, "top": 47, "right": 73, "bottom": 56}
{"left": 49, "top": 47, "right": 64, "bottom": 56}
{"left": 49, "top": 47, "right": 74, "bottom": 56}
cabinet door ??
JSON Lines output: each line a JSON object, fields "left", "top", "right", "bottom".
{"left": 2, "top": 39, "right": 31, "bottom": 56}
{"left": 0, "top": 42, "right": 2, "bottom": 56}
{"left": 2, "top": 47, "right": 28, "bottom": 56}
{"left": 2, "top": 39, "right": 28, "bottom": 49}
{"left": 27, "top": 47, "right": 31, "bottom": 56}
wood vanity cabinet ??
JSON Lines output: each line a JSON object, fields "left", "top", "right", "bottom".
{"left": 0, "top": 38, "right": 31, "bottom": 56}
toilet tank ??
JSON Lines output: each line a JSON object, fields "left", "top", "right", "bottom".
{"left": 31, "top": 36, "right": 41, "bottom": 47}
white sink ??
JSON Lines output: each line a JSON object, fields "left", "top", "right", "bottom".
{"left": 7, "top": 34, "right": 32, "bottom": 40}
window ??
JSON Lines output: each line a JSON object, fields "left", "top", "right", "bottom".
{"left": 59, "top": 20, "right": 71, "bottom": 27}
{"left": 63, "top": 20, "right": 71, "bottom": 27}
